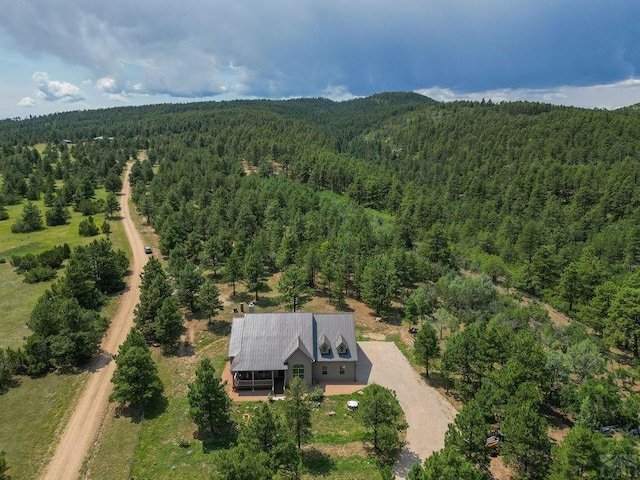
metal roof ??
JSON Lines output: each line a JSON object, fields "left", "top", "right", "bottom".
{"left": 228, "top": 312, "right": 357, "bottom": 372}
{"left": 314, "top": 313, "right": 358, "bottom": 362}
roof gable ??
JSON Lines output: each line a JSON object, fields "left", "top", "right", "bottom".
{"left": 285, "top": 335, "right": 314, "bottom": 362}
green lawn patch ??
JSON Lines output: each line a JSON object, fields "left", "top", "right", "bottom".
{"left": 0, "top": 372, "right": 88, "bottom": 479}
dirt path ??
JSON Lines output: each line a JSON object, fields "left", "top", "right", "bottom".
{"left": 41, "top": 162, "right": 148, "bottom": 480}
{"left": 356, "top": 342, "right": 458, "bottom": 479}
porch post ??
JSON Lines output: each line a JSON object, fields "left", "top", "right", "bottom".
{"left": 251, "top": 371, "right": 255, "bottom": 390}
{"left": 271, "top": 370, "right": 274, "bottom": 393}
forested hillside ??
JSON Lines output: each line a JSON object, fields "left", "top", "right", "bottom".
{"left": 2, "top": 93, "right": 640, "bottom": 477}
{"left": 3, "top": 93, "right": 640, "bottom": 338}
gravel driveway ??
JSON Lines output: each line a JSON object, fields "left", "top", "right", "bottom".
{"left": 357, "top": 341, "right": 458, "bottom": 478}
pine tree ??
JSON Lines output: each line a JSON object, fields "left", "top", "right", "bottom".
{"left": 413, "top": 321, "right": 440, "bottom": 377}
{"left": 284, "top": 376, "right": 312, "bottom": 449}
{"left": 153, "top": 296, "right": 185, "bottom": 353}
{"left": 109, "top": 329, "right": 163, "bottom": 409}
{"left": 188, "top": 358, "right": 231, "bottom": 438}
{"left": 278, "top": 264, "right": 312, "bottom": 312}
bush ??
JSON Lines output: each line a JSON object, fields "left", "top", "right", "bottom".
{"left": 79, "top": 216, "right": 99, "bottom": 236}
{"left": 11, "top": 253, "right": 39, "bottom": 272}
{"left": 307, "top": 386, "right": 324, "bottom": 402}
{"left": 0, "top": 450, "right": 7, "bottom": 478}
{"left": 24, "top": 266, "right": 57, "bottom": 283}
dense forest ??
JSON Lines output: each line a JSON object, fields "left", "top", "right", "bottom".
{"left": 2, "top": 92, "right": 640, "bottom": 478}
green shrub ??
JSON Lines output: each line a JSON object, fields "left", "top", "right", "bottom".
{"left": 24, "top": 266, "right": 57, "bottom": 283}
{"left": 307, "top": 386, "right": 324, "bottom": 402}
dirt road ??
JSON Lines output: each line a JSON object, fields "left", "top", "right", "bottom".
{"left": 356, "top": 342, "right": 458, "bottom": 479}
{"left": 41, "top": 163, "right": 148, "bottom": 480}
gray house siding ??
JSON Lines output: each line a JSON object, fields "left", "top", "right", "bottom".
{"left": 286, "top": 350, "right": 313, "bottom": 386}
{"left": 313, "top": 361, "right": 356, "bottom": 382}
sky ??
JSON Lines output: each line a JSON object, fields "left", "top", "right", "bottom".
{"left": 2, "top": 0, "right": 640, "bottom": 119}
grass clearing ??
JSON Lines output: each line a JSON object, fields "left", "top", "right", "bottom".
{"left": 0, "top": 371, "right": 88, "bottom": 479}
{"left": 0, "top": 177, "right": 134, "bottom": 478}
{"left": 0, "top": 187, "right": 130, "bottom": 349}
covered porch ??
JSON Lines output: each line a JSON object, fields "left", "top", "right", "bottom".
{"left": 232, "top": 369, "right": 286, "bottom": 393}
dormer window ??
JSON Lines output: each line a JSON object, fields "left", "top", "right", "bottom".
{"left": 319, "top": 334, "right": 330, "bottom": 355}
{"left": 336, "top": 334, "right": 348, "bottom": 354}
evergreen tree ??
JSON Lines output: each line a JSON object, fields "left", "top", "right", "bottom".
{"left": 501, "top": 397, "right": 551, "bottom": 480}
{"left": 11, "top": 202, "right": 44, "bottom": 233}
{"left": 549, "top": 425, "right": 603, "bottom": 480}
{"left": 444, "top": 399, "right": 491, "bottom": 471}
{"left": 284, "top": 376, "right": 312, "bottom": 449}
{"left": 174, "top": 261, "right": 203, "bottom": 312}
{"left": 135, "top": 259, "right": 173, "bottom": 340}
{"left": 104, "top": 191, "right": 121, "bottom": 218}
{"left": 420, "top": 446, "right": 488, "bottom": 480}
{"left": 226, "top": 247, "right": 243, "bottom": 297}
{"left": 188, "top": 358, "right": 232, "bottom": 438}
{"left": 278, "top": 264, "right": 312, "bottom": 312}
{"left": 109, "top": 329, "right": 163, "bottom": 409}
{"left": 360, "top": 255, "right": 399, "bottom": 316}
{"left": 197, "top": 278, "right": 224, "bottom": 322}
{"left": 104, "top": 170, "right": 123, "bottom": 193}
{"left": 360, "top": 384, "right": 403, "bottom": 461}
{"left": 244, "top": 249, "right": 267, "bottom": 302}
{"left": 413, "top": 321, "right": 440, "bottom": 377}
{"left": 45, "top": 198, "right": 70, "bottom": 226}
{"left": 153, "top": 296, "right": 185, "bottom": 353}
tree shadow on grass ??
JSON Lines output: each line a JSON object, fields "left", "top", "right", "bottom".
{"left": 144, "top": 393, "right": 169, "bottom": 420}
{"left": 302, "top": 447, "right": 337, "bottom": 476}
{"left": 421, "top": 371, "right": 450, "bottom": 391}
{"left": 207, "top": 319, "right": 231, "bottom": 335}
{"left": 200, "top": 424, "right": 237, "bottom": 453}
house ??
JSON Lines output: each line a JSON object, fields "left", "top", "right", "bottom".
{"left": 228, "top": 312, "right": 358, "bottom": 393}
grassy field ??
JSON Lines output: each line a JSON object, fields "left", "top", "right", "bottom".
{"left": 0, "top": 371, "right": 89, "bottom": 479}
{"left": 0, "top": 180, "right": 132, "bottom": 478}
{"left": 0, "top": 188, "right": 131, "bottom": 349}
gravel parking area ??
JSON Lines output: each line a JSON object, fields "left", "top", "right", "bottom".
{"left": 356, "top": 342, "right": 458, "bottom": 478}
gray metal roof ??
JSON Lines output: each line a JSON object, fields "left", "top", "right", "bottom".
{"left": 228, "top": 312, "right": 357, "bottom": 372}
{"left": 314, "top": 313, "right": 358, "bottom": 362}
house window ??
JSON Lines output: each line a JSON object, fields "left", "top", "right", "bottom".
{"left": 320, "top": 344, "right": 330, "bottom": 355}
{"left": 339, "top": 365, "right": 346, "bottom": 375}
{"left": 337, "top": 343, "right": 347, "bottom": 354}
{"left": 322, "top": 366, "right": 328, "bottom": 375}
{"left": 292, "top": 364, "right": 305, "bottom": 379}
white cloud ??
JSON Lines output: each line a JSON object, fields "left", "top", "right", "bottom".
{"left": 32, "top": 71, "right": 85, "bottom": 102}
{"left": 108, "top": 93, "right": 129, "bottom": 102}
{"left": 416, "top": 78, "right": 640, "bottom": 109}
{"left": 17, "top": 96, "right": 36, "bottom": 107}
{"left": 322, "top": 85, "right": 358, "bottom": 102}
{"left": 96, "top": 77, "right": 119, "bottom": 92}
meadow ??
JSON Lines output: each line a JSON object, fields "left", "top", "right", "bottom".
{"left": 0, "top": 184, "right": 131, "bottom": 479}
